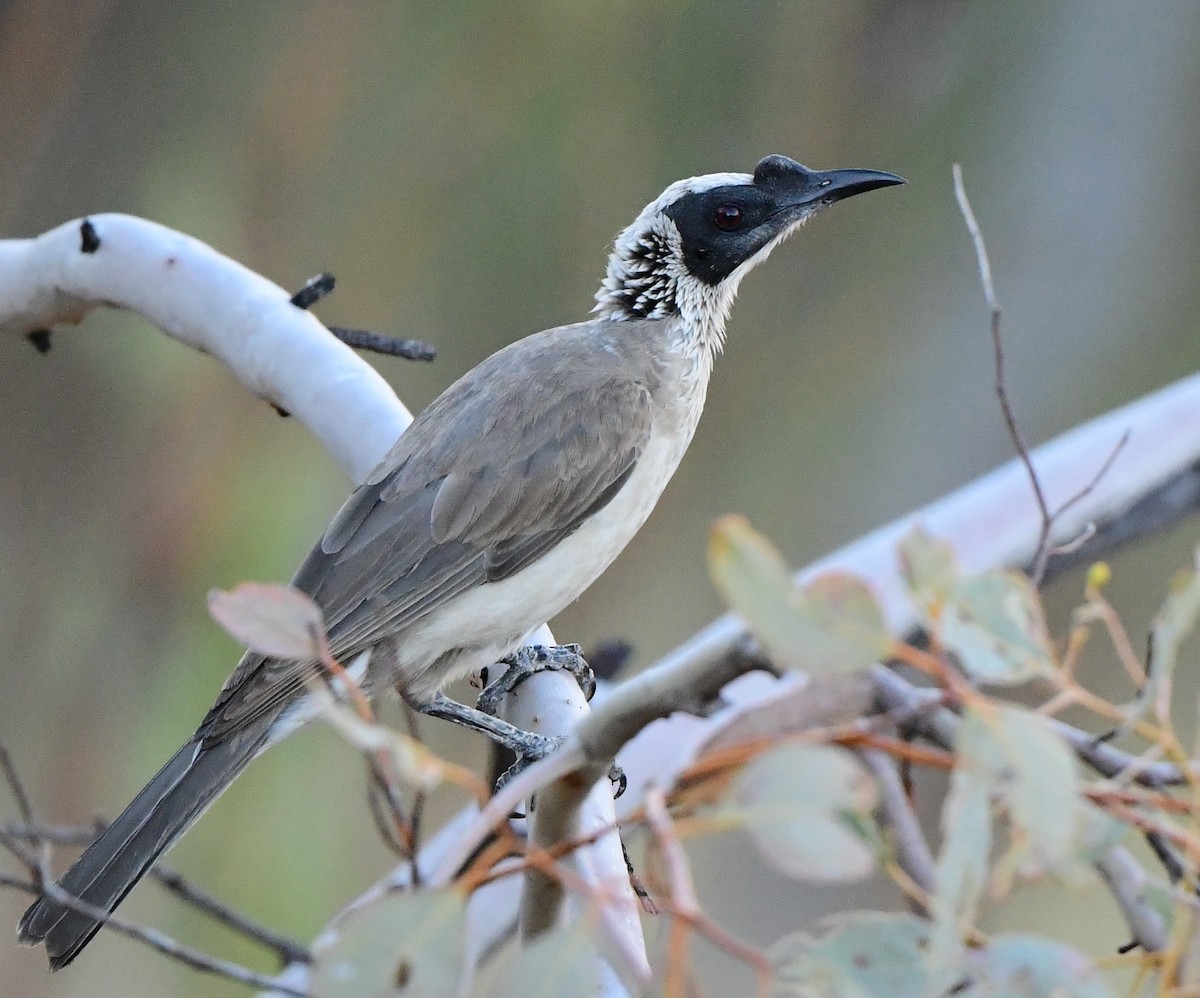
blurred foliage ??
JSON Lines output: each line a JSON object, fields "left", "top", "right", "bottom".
{"left": 3, "top": 0, "right": 1200, "bottom": 995}
{"left": 695, "top": 521, "right": 1199, "bottom": 995}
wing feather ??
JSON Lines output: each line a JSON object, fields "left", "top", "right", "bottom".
{"left": 202, "top": 323, "right": 658, "bottom": 737}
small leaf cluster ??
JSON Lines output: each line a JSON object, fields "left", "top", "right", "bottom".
{"left": 710, "top": 516, "right": 1200, "bottom": 997}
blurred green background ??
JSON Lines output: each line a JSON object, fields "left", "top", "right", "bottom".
{"left": 3, "top": 1, "right": 1200, "bottom": 995}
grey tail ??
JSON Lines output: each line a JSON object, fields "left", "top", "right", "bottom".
{"left": 17, "top": 725, "right": 270, "bottom": 970}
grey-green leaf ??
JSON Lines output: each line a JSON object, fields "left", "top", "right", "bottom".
{"left": 962, "top": 934, "right": 1114, "bottom": 997}
{"left": 941, "top": 572, "right": 1055, "bottom": 685}
{"left": 962, "top": 703, "right": 1079, "bottom": 876}
{"left": 723, "top": 743, "right": 878, "bottom": 881}
{"left": 709, "top": 515, "right": 890, "bottom": 674}
{"left": 771, "top": 912, "right": 932, "bottom": 998}
{"left": 898, "top": 526, "right": 958, "bottom": 601}
{"left": 312, "top": 888, "right": 467, "bottom": 998}
{"left": 929, "top": 739, "right": 992, "bottom": 980}
{"left": 931, "top": 704, "right": 1084, "bottom": 983}
{"left": 899, "top": 528, "right": 1056, "bottom": 685}
{"left": 1128, "top": 549, "right": 1200, "bottom": 726}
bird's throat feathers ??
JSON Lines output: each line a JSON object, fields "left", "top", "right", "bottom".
{"left": 594, "top": 214, "right": 735, "bottom": 359}
{"left": 593, "top": 171, "right": 811, "bottom": 362}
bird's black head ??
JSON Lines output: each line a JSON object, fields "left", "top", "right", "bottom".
{"left": 663, "top": 154, "right": 905, "bottom": 285}
{"left": 595, "top": 154, "right": 903, "bottom": 326}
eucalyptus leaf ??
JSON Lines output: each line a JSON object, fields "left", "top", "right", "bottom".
{"left": 929, "top": 741, "right": 992, "bottom": 980}
{"left": 312, "top": 888, "right": 467, "bottom": 998}
{"left": 931, "top": 703, "right": 1086, "bottom": 984}
{"left": 771, "top": 912, "right": 932, "bottom": 998}
{"left": 898, "top": 526, "right": 958, "bottom": 601}
{"left": 470, "top": 919, "right": 604, "bottom": 998}
{"left": 709, "top": 515, "right": 889, "bottom": 674}
{"left": 724, "top": 743, "right": 877, "bottom": 881}
{"left": 940, "top": 572, "right": 1055, "bottom": 685}
{"left": 207, "top": 582, "right": 325, "bottom": 660}
{"left": 961, "top": 703, "right": 1078, "bottom": 877}
{"left": 1126, "top": 549, "right": 1200, "bottom": 727}
{"left": 962, "top": 934, "right": 1113, "bottom": 997}
{"left": 899, "top": 528, "right": 1056, "bottom": 685}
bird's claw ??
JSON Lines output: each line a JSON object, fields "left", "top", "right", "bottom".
{"left": 494, "top": 731, "right": 567, "bottom": 791}
{"left": 477, "top": 643, "right": 595, "bottom": 715}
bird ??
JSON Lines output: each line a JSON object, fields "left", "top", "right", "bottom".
{"left": 18, "top": 154, "right": 903, "bottom": 969}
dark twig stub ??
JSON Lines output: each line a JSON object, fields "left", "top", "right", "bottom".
{"left": 288, "top": 274, "right": 437, "bottom": 361}
{"left": 26, "top": 329, "right": 52, "bottom": 354}
{"left": 327, "top": 325, "right": 437, "bottom": 362}
{"left": 79, "top": 219, "right": 100, "bottom": 254}
{"left": 290, "top": 272, "right": 336, "bottom": 310}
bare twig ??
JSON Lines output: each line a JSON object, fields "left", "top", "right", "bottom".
{"left": 868, "top": 661, "right": 1198, "bottom": 940}
{"left": 0, "top": 743, "right": 51, "bottom": 887}
{"left": 870, "top": 664, "right": 1190, "bottom": 788}
{"left": 860, "top": 748, "right": 936, "bottom": 912}
{"left": 953, "top": 164, "right": 1130, "bottom": 586}
{"left": 307, "top": 632, "right": 415, "bottom": 857}
{"left": 4, "top": 818, "right": 310, "bottom": 967}
{"left": 3, "top": 875, "right": 306, "bottom": 996}
{"left": 644, "top": 790, "right": 772, "bottom": 998}
{"left": 953, "top": 163, "right": 1053, "bottom": 582}
{"left": 288, "top": 272, "right": 335, "bottom": 310}
{"left": 1050, "top": 521, "right": 1098, "bottom": 557}
{"left": 1052, "top": 431, "right": 1131, "bottom": 526}
{"left": 0, "top": 825, "right": 40, "bottom": 872}
{"left": 0, "top": 744, "right": 35, "bottom": 826}
{"left": 366, "top": 779, "right": 411, "bottom": 859}
{"left": 151, "top": 867, "right": 311, "bottom": 967}
{"left": 327, "top": 325, "right": 437, "bottom": 362}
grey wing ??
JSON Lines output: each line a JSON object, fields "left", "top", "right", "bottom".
{"left": 200, "top": 374, "right": 653, "bottom": 740}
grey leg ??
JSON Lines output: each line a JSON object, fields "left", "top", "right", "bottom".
{"left": 418, "top": 692, "right": 564, "bottom": 761}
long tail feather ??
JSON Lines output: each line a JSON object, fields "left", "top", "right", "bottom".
{"left": 18, "top": 723, "right": 270, "bottom": 970}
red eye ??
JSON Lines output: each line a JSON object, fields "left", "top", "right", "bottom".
{"left": 713, "top": 203, "right": 744, "bottom": 231}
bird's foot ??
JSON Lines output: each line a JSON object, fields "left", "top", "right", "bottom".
{"left": 419, "top": 692, "right": 564, "bottom": 762}
{"left": 477, "top": 643, "right": 595, "bottom": 715}
{"left": 479, "top": 645, "right": 626, "bottom": 797}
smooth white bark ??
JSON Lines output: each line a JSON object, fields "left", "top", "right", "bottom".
{"left": 0, "top": 214, "right": 409, "bottom": 483}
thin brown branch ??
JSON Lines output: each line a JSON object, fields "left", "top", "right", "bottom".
{"left": 952, "top": 163, "right": 1053, "bottom": 584}
{"left": 0, "top": 742, "right": 51, "bottom": 886}
{"left": 151, "top": 867, "right": 311, "bottom": 967}
{"left": 645, "top": 790, "right": 773, "bottom": 998}
{"left": 1035, "top": 430, "right": 1131, "bottom": 581}
{"left": 870, "top": 661, "right": 1194, "bottom": 962}
{"left": 953, "top": 164, "right": 1130, "bottom": 586}
{"left": 0, "top": 825, "right": 40, "bottom": 871}
{"left": 1052, "top": 430, "right": 1131, "bottom": 525}
{"left": 0, "top": 744, "right": 35, "bottom": 826}
{"left": 289, "top": 273, "right": 436, "bottom": 361}
{"left": 308, "top": 629, "right": 415, "bottom": 856}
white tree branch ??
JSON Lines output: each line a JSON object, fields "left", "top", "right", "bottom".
{"left": 0, "top": 213, "right": 409, "bottom": 483}
{"left": 646, "top": 368, "right": 1200, "bottom": 677}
